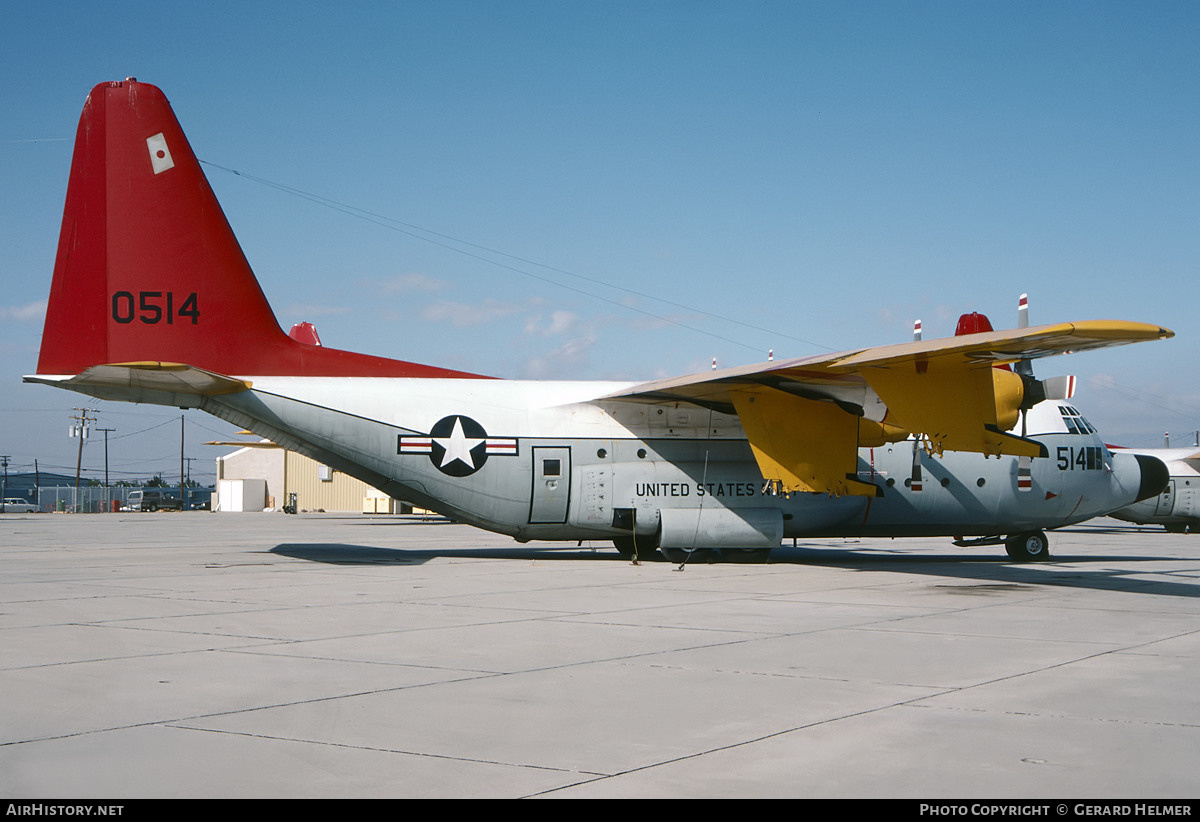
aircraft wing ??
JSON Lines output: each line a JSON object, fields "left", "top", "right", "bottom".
{"left": 603, "top": 320, "right": 1173, "bottom": 497}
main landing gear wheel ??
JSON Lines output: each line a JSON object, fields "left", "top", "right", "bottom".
{"left": 615, "top": 539, "right": 771, "bottom": 564}
{"left": 661, "top": 547, "right": 694, "bottom": 564}
{"left": 724, "top": 547, "right": 773, "bottom": 563}
{"left": 613, "top": 537, "right": 661, "bottom": 561}
{"left": 1004, "top": 530, "right": 1050, "bottom": 562}
{"left": 661, "top": 547, "right": 729, "bottom": 563}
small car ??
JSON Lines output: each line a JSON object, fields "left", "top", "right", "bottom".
{"left": 0, "top": 498, "right": 38, "bottom": 513}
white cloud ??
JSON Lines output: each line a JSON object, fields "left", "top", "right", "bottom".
{"left": 421, "top": 299, "right": 522, "bottom": 328}
{"left": 523, "top": 309, "right": 579, "bottom": 337}
{"left": 0, "top": 300, "right": 47, "bottom": 322}
{"left": 282, "top": 303, "right": 351, "bottom": 318}
{"left": 520, "top": 335, "right": 596, "bottom": 379}
{"left": 373, "top": 272, "right": 450, "bottom": 293}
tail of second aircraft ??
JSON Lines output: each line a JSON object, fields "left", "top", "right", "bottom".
{"left": 36, "top": 79, "right": 483, "bottom": 380}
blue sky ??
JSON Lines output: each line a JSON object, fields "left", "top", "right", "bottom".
{"left": 2, "top": 1, "right": 1197, "bottom": 485}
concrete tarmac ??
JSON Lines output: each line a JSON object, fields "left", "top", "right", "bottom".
{"left": 1, "top": 511, "right": 1197, "bottom": 799}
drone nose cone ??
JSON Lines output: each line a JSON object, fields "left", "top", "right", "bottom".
{"left": 1134, "top": 454, "right": 1170, "bottom": 502}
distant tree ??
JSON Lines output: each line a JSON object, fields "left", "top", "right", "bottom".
{"left": 145, "top": 474, "right": 167, "bottom": 487}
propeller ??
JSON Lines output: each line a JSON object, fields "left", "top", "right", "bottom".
{"left": 1016, "top": 293, "right": 1075, "bottom": 399}
{"left": 953, "top": 294, "right": 1076, "bottom": 412}
{"left": 904, "top": 295, "right": 1078, "bottom": 492}
{"left": 1009, "top": 293, "right": 1077, "bottom": 491}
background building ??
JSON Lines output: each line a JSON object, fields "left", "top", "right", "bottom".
{"left": 214, "top": 440, "right": 415, "bottom": 514}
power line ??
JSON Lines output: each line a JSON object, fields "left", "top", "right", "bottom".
{"left": 201, "top": 159, "right": 837, "bottom": 355}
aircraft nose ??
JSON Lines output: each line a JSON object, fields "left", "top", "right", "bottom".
{"left": 1133, "top": 454, "right": 1170, "bottom": 502}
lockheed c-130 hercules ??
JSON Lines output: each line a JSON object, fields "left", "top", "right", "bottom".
{"left": 26, "top": 80, "right": 1174, "bottom": 563}
{"left": 1109, "top": 445, "right": 1199, "bottom": 533}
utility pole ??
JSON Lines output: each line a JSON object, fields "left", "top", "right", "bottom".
{"left": 0, "top": 455, "right": 9, "bottom": 503}
{"left": 69, "top": 409, "right": 97, "bottom": 512}
{"left": 96, "top": 428, "right": 115, "bottom": 512}
{"left": 180, "top": 414, "right": 185, "bottom": 491}
{"left": 184, "top": 457, "right": 196, "bottom": 507}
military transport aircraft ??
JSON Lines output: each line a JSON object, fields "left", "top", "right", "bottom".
{"left": 1108, "top": 446, "right": 1199, "bottom": 532}
{"left": 26, "top": 80, "right": 1174, "bottom": 562}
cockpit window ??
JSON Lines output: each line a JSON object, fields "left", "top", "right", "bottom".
{"left": 1059, "top": 405, "right": 1096, "bottom": 435}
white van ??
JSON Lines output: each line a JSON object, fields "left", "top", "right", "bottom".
{"left": 127, "top": 490, "right": 183, "bottom": 512}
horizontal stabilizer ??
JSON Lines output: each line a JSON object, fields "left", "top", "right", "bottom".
{"left": 25, "top": 362, "right": 251, "bottom": 399}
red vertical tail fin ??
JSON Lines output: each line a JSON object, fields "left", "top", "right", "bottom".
{"left": 37, "top": 79, "right": 485, "bottom": 379}
{"left": 38, "top": 80, "right": 283, "bottom": 375}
